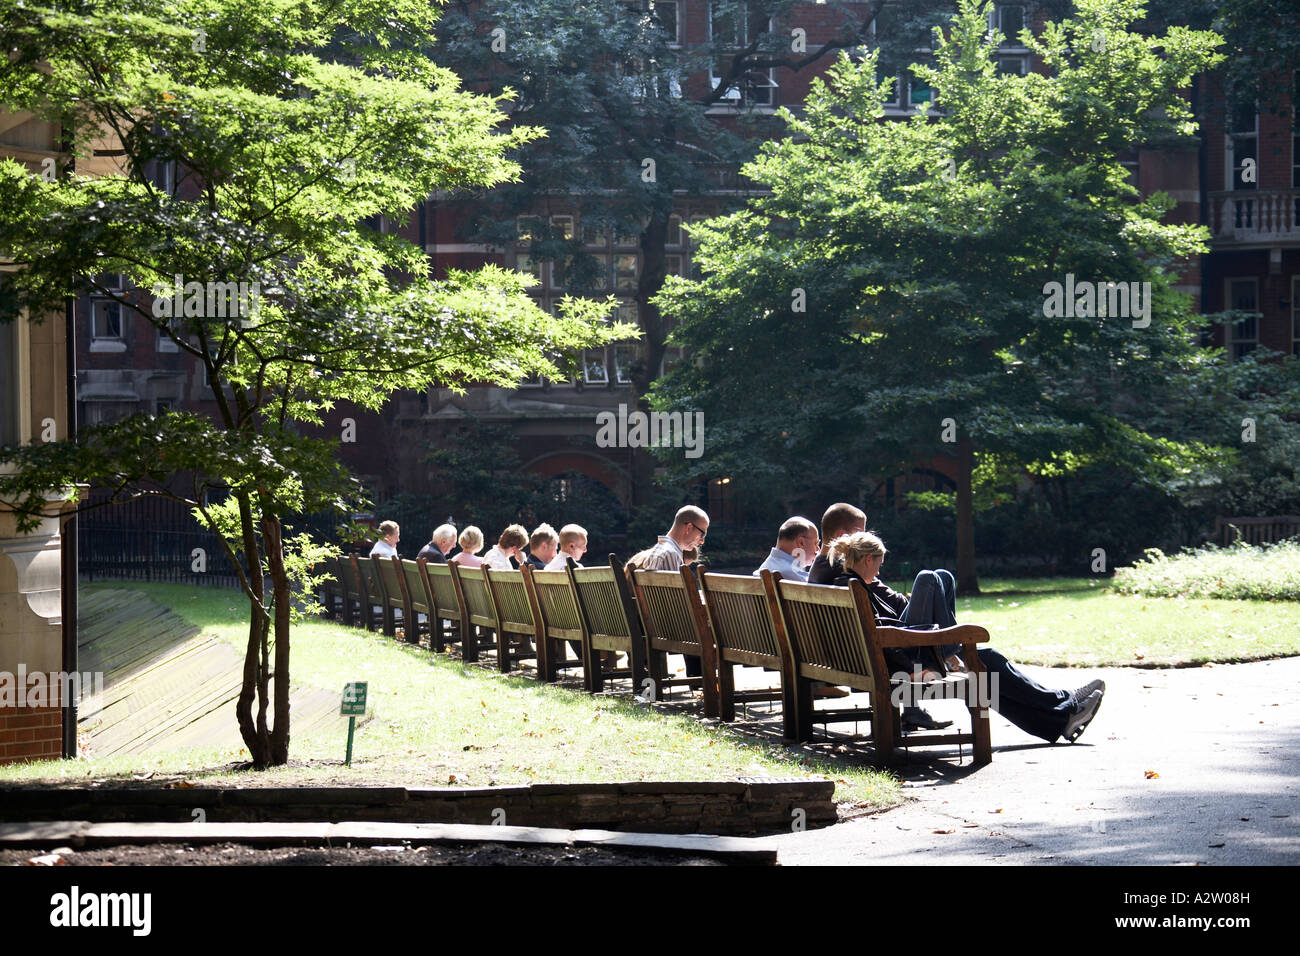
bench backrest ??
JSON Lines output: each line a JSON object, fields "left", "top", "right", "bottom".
{"left": 699, "top": 569, "right": 786, "bottom": 670}
{"left": 337, "top": 555, "right": 365, "bottom": 603}
{"left": 401, "top": 559, "right": 431, "bottom": 615}
{"left": 630, "top": 567, "right": 705, "bottom": 654}
{"left": 421, "top": 561, "right": 462, "bottom": 620}
{"left": 355, "top": 555, "right": 383, "bottom": 607}
{"left": 374, "top": 555, "right": 406, "bottom": 609}
{"left": 449, "top": 564, "right": 497, "bottom": 629}
{"left": 484, "top": 567, "right": 536, "bottom": 636}
{"left": 569, "top": 556, "right": 639, "bottom": 653}
{"left": 775, "top": 578, "right": 884, "bottom": 687}
{"left": 527, "top": 566, "right": 583, "bottom": 641}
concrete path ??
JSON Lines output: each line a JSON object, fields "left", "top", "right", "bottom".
{"left": 766, "top": 657, "right": 1300, "bottom": 865}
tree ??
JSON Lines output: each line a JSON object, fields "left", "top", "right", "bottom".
{"left": 0, "top": 0, "right": 631, "bottom": 766}
{"left": 652, "top": 0, "right": 1231, "bottom": 592}
{"left": 431, "top": 0, "right": 956, "bottom": 505}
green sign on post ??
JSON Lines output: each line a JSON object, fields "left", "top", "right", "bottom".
{"left": 341, "top": 682, "right": 367, "bottom": 766}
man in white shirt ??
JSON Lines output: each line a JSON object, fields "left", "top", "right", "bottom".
{"left": 754, "top": 517, "right": 818, "bottom": 582}
{"left": 544, "top": 525, "right": 588, "bottom": 571}
{"left": 369, "top": 520, "right": 399, "bottom": 558}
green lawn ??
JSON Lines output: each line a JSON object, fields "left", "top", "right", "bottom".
{"left": 879, "top": 577, "right": 1300, "bottom": 667}
{"left": 0, "top": 582, "right": 898, "bottom": 808}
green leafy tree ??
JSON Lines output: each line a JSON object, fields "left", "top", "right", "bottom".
{"left": 653, "top": 0, "right": 1232, "bottom": 592}
{"left": 431, "top": 0, "right": 955, "bottom": 504}
{"left": 0, "top": 0, "right": 631, "bottom": 766}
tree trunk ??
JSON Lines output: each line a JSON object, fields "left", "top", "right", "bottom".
{"left": 262, "top": 511, "right": 292, "bottom": 766}
{"left": 955, "top": 433, "right": 979, "bottom": 594}
{"left": 234, "top": 491, "right": 271, "bottom": 766}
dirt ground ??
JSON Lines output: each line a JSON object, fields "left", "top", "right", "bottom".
{"left": 1, "top": 841, "right": 726, "bottom": 866}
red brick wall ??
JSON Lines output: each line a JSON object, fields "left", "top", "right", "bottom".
{"left": 0, "top": 706, "right": 63, "bottom": 764}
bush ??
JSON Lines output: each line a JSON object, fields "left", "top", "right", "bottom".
{"left": 1112, "top": 539, "right": 1300, "bottom": 601}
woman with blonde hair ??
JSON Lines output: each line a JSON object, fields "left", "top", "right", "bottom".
{"left": 449, "top": 526, "right": 484, "bottom": 568}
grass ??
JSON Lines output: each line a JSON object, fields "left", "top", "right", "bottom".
{"left": 1112, "top": 540, "right": 1300, "bottom": 602}
{"left": 878, "top": 576, "right": 1300, "bottom": 668}
{"left": 0, "top": 582, "right": 899, "bottom": 808}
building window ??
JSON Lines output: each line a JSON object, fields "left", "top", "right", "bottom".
{"left": 614, "top": 344, "right": 635, "bottom": 384}
{"left": 650, "top": 0, "right": 680, "bottom": 46}
{"left": 550, "top": 215, "right": 573, "bottom": 240}
{"left": 909, "top": 75, "right": 936, "bottom": 105}
{"left": 616, "top": 300, "right": 639, "bottom": 325}
{"left": 583, "top": 348, "right": 609, "bottom": 384}
{"left": 1228, "top": 99, "right": 1257, "bottom": 192}
{"left": 90, "top": 273, "right": 125, "bottom": 349}
{"left": 147, "top": 158, "right": 176, "bottom": 195}
{"left": 157, "top": 318, "right": 182, "bottom": 352}
{"left": 666, "top": 214, "right": 683, "bottom": 247}
{"left": 877, "top": 68, "right": 901, "bottom": 109}
{"left": 996, "top": 55, "right": 1028, "bottom": 76}
{"left": 1226, "top": 278, "right": 1259, "bottom": 360}
{"left": 709, "top": 1, "right": 777, "bottom": 108}
{"left": 582, "top": 222, "right": 606, "bottom": 247}
{"left": 516, "top": 216, "right": 542, "bottom": 241}
{"left": 615, "top": 254, "right": 639, "bottom": 291}
{"left": 516, "top": 254, "right": 543, "bottom": 284}
{"left": 989, "top": 4, "right": 1026, "bottom": 47}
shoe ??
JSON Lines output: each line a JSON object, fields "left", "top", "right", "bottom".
{"left": 901, "top": 706, "right": 953, "bottom": 732}
{"left": 1069, "top": 679, "right": 1105, "bottom": 707}
{"left": 1061, "top": 689, "right": 1103, "bottom": 743}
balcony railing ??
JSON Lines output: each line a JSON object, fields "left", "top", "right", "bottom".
{"left": 1209, "top": 189, "right": 1300, "bottom": 244}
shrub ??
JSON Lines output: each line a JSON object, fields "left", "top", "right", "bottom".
{"left": 1112, "top": 539, "right": 1300, "bottom": 601}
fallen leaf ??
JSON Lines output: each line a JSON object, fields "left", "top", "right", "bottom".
{"left": 26, "top": 853, "right": 67, "bottom": 866}
{"left": 989, "top": 808, "right": 1004, "bottom": 814}
{"left": 1208, "top": 842, "right": 1225, "bottom": 848}
{"left": 932, "top": 829, "right": 955, "bottom": 834}
{"left": 1144, "top": 770, "right": 1160, "bottom": 779}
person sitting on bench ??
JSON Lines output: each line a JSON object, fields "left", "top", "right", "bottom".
{"left": 829, "top": 531, "right": 1104, "bottom": 744}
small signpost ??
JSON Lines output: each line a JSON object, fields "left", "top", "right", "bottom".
{"left": 341, "top": 682, "right": 367, "bottom": 767}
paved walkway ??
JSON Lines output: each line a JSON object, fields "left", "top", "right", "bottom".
{"left": 766, "top": 657, "right": 1300, "bottom": 865}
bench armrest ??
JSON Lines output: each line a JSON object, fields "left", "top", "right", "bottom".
{"left": 874, "top": 623, "right": 990, "bottom": 648}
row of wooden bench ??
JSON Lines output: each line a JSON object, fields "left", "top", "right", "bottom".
{"left": 320, "top": 553, "right": 993, "bottom": 764}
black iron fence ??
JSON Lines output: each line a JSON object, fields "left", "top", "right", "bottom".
{"left": 80, "top": 494, "right": 247, "bottom": 589}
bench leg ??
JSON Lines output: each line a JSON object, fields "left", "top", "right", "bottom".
{"left": 871, "top": 691, "right": 898, "bottom": 764}
{"left": 794, "top": 676, "right": 816, "bottom": 742}
{"left": 718, "top": 662, "right": 736, "bottom": 722}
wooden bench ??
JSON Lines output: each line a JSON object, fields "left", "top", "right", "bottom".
{"left": 351, "top": 555, "right": 384, "bottom": 631}
{"left": 628, "top": 566, "right": 719, "bottom": 717}
{"left": 418, "top": 559, "right": 462, "bottom": 653}
{"left": 447, "top": 563, "right": 502, "bottom": 664}
{"left": 698, "top": 569, "right": 798, "bottom": 740}
{"left": 319, "top": 556, "right": 344, "bottom": 621}
{"left": 568, "top": 556, "right": 649, "bottom": 695}
{"left": 773, "top": 577, "right": 992, "bottom": 764}
{"left": 521, "top": 564, "right": 589, "bottom": 683}
{"left": 483, "top": 567, "right": 540, "bottom": 673}
{"left": 333, "top": 555, "right": 366, "bottom": 627}
{"left": 373, "top": 555, "right": 410, "bottom": 641}
{"left": 398, "top": 558, "right": 434, "bottom": 647}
